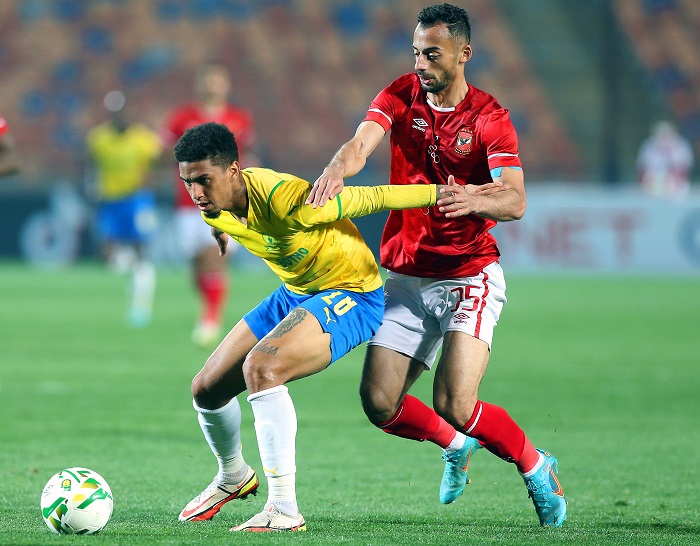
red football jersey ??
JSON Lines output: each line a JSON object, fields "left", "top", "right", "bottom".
{"left": 0, "top": 114, "right": 8, "bottom": 136}
{"left": 363, "top": 73, "right": 522, "bottom": 278}
{"left": 164, "top": 103, "right": 255, "bottom": 208}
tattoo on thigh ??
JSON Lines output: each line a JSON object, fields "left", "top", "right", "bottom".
{"left": 269, "top": 308, "right": 307, "bottom": 338}
{"left": 255, "top": 341, "right": 278, "bottom": 355}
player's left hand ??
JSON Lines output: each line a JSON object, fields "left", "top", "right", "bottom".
{"left": 306, "top": 168, "right": 345, "bottom": 208}
{"left": 212, "top": 228, "right": 229, "bottom": 256}
{"left": 436, "top": 175, "right": 506, "bottom": 218}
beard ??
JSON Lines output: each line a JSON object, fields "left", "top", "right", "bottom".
{"left": 417, "top": 71, "right": 453, "bottom": 94}
{"left": 203, "top": 209, "right": 222, "bottom": 219}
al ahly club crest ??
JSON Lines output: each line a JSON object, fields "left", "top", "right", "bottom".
{"left": 455, "top": 128, "right": 473, "bottom": 155}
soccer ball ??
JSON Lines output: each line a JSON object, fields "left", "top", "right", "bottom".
{"left": 40, "top": 467, "right": 113, "bottom": 534}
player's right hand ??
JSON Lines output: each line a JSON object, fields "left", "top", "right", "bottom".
{"left": 306, "top": 169, "right": 345, "bottom": 208}
{"left": 212, "top": 228, "right": 229, "bottom": 256}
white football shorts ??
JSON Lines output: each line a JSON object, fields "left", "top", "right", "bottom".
{"left": 175, "top": 208, "right": 240, "bottom": 260}
{"left": 368, "top": 262, "right": 507, "bottom": 369}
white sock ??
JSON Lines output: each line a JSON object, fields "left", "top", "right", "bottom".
{"left": 109, "top": 246, "right": 137, "bottom": 273}
{"left": 444, "top": 431, "right": 467, "bottom": 453}
{"left": 248, "top": 385, "right": 298, "bottom": 512}
{"left": 193, "top": 397, "right": 247, "bottom": 483}
{"left": 521, "top": 452, "right": 545, "bottom": 478}
{"left": 267, "top": 475, "right": 298, "bottom": 516}
{"left": 130, "top": 260, "right": 156, "bottom": 315}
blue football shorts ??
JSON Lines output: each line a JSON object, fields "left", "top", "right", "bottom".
{"left": 97, "top": 190, "right": 157, "bottom": 244}
{"left": 243, "top": 284, "right": 384, "bottom": 364}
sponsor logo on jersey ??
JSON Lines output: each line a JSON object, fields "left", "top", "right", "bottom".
{"left": 455, "top": 128, "right": 473, "bottom": 155}
{"left": 453, "top": 312, "right": 470, "bottom": 323}
{"left": 412, "top": 118, "right": 428, "bottom": 132}
{"left": 262, "top": 234, "right": 291, "bottom": 252}
{"left": 270, "top": 247, "right": 309, "bottom": 268}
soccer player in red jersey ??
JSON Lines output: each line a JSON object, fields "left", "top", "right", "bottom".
{"left": 308, "top": 4, "right": 566, "bottom": 527}
{"left": 163, "top": 63, "right": 258, "bottom": 347}
{"left": 0, "top": 113, "right": 19, "bottom": 177}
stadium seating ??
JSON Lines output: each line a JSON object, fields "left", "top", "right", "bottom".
{"left": 2, "top": 0, "right": 584, "bottom": 184}
{"left": 615, "top": 0, "right": 700, "bottom": 154}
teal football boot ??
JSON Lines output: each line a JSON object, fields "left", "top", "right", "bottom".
{"left": 439, "top": 436, "right": 481, "bottom": 504}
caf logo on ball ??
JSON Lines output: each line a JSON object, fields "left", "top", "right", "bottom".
{"left": 40, "top": 467, "right": 113, "bottom": 534}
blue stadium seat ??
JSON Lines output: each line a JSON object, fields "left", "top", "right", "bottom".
{"left": 52, "top": 59, "right": 84, "bottom": 86}
{"left": 51, "top": 0, "right": 87, "bottom": 22}
{"left": 21, "top": 89, "right": 50, "bottom": 118}
{"left": 156, "top": 0, "right": 185, "bottom": 21}
{"left": 120, "top": 46, "right": 177, "bottom": 86}
{"left": 334, "top": 3, "right": 369, "bottom": 37}
{"left": 81, "top": 26, "right": 113, "bottom": 54}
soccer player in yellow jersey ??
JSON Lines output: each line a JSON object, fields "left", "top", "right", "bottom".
{"left": 86, "top": 93, "right": 161, "bottom": 327}
{"left": 173, "top": 122, "right": 485, "bottom": 532}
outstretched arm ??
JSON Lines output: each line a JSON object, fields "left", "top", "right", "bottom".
{"left": 436, "top": 167, "right": 525, "bottom": 221}
{"left": 306, "top": 121, "right": 385, "bottom": 208}
{"left": 295, "top": 177, "right": 510, "bottom": 227}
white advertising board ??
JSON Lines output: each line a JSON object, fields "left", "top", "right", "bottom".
{"left": 492, "top": 186, "right": 700, "bottom": 273}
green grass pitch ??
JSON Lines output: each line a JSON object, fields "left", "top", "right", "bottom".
{"left": 0, "top": 262, "right": 698, "bottom": 545}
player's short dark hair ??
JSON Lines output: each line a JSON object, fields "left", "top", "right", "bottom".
{"left": 173, "top": 122, "right": 239, "bottom": 167}
{"left": 417, "top": 3, "right": 471, "bottom": 43}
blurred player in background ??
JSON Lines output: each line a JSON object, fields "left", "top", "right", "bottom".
{"left": 86, "top": 91, "right": 161, "bottom": 327}
{"left": 163, "top": 62, "right": 258, "bottom": 347}
{"left": 636, "top": 120, "right": 694, "bottom": 198}
{"left": 308, "top": 3, "right": 566, "bottom": 527}
{"left": 173, "top": 122, "right": 476, "bottom": 532}
{"left": 0, "top": 113, "right": 20, "bottom": 177}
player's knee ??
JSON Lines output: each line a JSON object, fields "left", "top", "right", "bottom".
{"left": 359, "top": 383, "right": 398, "bottom": 425}
{"left": 434, "top": 397, "right": 477, "bottom": 429}
{"left": 191, "top": 371, "right": 217, "bottom": 409}
{"left": 242, "top": 352, "right": 284, "bottom": 392}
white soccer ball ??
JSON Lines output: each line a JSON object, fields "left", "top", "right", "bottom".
{"left": 40, "top": 467, "right": 113, "bottom": 534}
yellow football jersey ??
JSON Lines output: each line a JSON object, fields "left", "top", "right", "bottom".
{"left": 87, "top": 122, "right": 161, "bottom": 200}
{"left": 203, "top": 168, "right": 436, "bottom": 294}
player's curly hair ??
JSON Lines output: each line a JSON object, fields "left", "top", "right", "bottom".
{"left": 173, "top": 122, "right": 239, "bottom": 167}
{"left": 417, "top": 3, "right": 471, "bottom": 43}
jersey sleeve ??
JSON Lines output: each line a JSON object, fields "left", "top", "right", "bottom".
{"left": 480, "top": 109, "right": 522, "bottom": 170}
{"left": 292, "top": 184, "right": 437, "bottom": 227}
{"left": 363, "top": 74, "right": 414, "bottom": 132}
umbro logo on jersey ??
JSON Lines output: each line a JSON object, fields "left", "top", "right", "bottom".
{"left": 412, "top": 118, "right": 428, "bottom": 132}
{"left": 453, "top": 312, "right": 470, "bottom": 323}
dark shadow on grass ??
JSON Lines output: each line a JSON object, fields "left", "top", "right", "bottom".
{"left": 603, "top": 520, "right": 700, "bottom": 536}
{"left": 312, "top": 514, "right": 700, "bottom": 538}
{"left": 310, "top": 513, "right": 537, "bottom": 531}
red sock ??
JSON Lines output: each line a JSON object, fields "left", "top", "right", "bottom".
{"left": 463, "top": 400, "right": 539, "bottom": 473}
{"left": 378, "top": 394, "right": 456, "bottom": 448}
{"left": 196, "top": 272, "right": 228, "bottom": 324}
